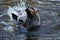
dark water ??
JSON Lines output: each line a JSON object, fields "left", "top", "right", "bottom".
{"left": 0, "top": 1, "right": 60, "bottom": 40}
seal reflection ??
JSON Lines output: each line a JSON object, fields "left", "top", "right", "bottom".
{"left": 25, "top": 32, "right": 39, "bottom": 40}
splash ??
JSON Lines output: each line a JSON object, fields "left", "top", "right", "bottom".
{"left": 6, "top": 0, "right": 27, "bottom": 23}
{"left": 2, "top": 0, "right": 27, "bottom": 32}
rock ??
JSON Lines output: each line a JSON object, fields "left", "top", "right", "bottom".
{"left": 0, "top": 14, "right": 10, "bottom": 22}
{"left": 3, "top": 26, "right": 14, "bottom": 32}
{"left": 17, "top": 24, "right": 27, "bottom": 34}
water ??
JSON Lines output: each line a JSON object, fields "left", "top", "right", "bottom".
{"left": 0, "top": 1, "right": 60, "bottom": 40}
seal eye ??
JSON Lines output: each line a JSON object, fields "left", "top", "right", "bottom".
{"left": 31, "top": 7, "right": 34, "bottom": 10}
{"left": 12, "top": 13, "right": 17, "bottom": 21}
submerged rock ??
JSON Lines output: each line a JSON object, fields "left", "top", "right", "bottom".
{"left": 6, "top": 0, "right": 27, "bottom": 23}
{"left": 3, "top": 26, "right": 14, "bottom": 32}
{"left": 0, "top": 14, "right": 10, "bottom": 22}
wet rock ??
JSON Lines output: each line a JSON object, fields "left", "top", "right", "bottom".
{"left": 3, "top": 26, "right": 14, "bottom": 32}
{"left": 0, "top": 14, "right": 10, "bottom": 22}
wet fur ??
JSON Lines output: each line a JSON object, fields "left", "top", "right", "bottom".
{"left": 25, "top": 8, "right": 40, "bottom": 31}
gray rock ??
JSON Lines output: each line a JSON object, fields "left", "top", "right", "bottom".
{"left": 0, "top": 14, "right": 10, "bottom": 22}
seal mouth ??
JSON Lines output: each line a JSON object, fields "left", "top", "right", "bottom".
{"left": 12, "top": 13, "right": 17, "bottom": 21}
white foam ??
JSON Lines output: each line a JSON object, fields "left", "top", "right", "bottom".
{"left": 6, "top": 1, "right": 27, "bottom": 22}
